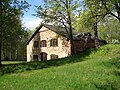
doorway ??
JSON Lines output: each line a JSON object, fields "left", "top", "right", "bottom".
{"left": 40, "top": 52, "right": 47, "bottom": 61}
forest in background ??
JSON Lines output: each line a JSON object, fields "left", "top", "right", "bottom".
{"left": 0, "top": 0, "right": 120, "bottom": 64}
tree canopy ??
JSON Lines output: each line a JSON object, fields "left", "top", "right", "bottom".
{"left": 76, "top": 0, "right": 120, "bottom": 38}
{"left": 0, "top": 0, "right": 30, "bottom": 65}
{"left": 98, "top": 17, "right": 120, "bottom": 43}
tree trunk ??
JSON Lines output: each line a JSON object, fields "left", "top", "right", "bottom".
{"left": 93, "top": 22, "right": 99, "bottom": 48}
{"left": 67, "top": 0, "right": 75, "bottom": 55}
{"left": 68, "top": 13, "right": 74, "bottom": 55}
{"left": 69, "top": 25, "right": 74, "bottom": 55}
{"left": 0, "top": 1, "right": 2, "bottom": 66}
{"left": 0, "top": 42, "right": 2, "bottom": 66}
{"left": 93, "top": 22, "right": 98, "bottom": 38}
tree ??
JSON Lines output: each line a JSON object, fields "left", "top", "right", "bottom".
{"left": 35, "top": 0, "right": 81, "bottom": 55}
{"left": 0, "top": 0, "right": 30, "bottom": 66}
{"left": 98, "top": 17, "right": 120, "bottom": 43}
{"left": 99, "top": 0, "right": 120, "bottom": 22}
{"left": 76, "top": 0, "right": 108, "bottom": 38}
{"left": 76, "top": 0, "right": 120, "bottom": 40}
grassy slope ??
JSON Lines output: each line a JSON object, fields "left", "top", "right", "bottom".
{"left": 0, "top": 44, "right": 120, "bottom": 90}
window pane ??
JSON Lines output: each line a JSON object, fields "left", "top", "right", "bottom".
{"left": 34, "top": 41, "right": 39, "bottom": 48}
{"left": 50, "top": 39, "right": 58, "bottom": 47}
{"left": 50, "top": 54, "right": 58, "bottom": 59}
{"left": 41, "top": 40, "right": 46, "bottom": 47}
{"left": 33, "top": 55, "right": 38, "bottom": 61}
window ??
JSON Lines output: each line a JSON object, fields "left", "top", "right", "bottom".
{"left": 50, "top": 39, "right": 58, "bottom": 47}
{"left": 34, "top": 41, "right": 39, "bottom": 48}
{"left": 40, "top": 40, "right": 46, "bottom": 47}
{"left": 50, "top": 54, "right": 58, "bottom": 60}
{"left": 33, "top": 55, "right": 38, "bottom": 61}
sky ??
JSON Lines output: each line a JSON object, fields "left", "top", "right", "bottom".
{"left": 22, "top": 0, "right": 44, "bottom": 30}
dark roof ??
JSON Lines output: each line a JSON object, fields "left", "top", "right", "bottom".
{"left": 26, "top": 24, "right": 83, "bottom": 45}
{"left": 42, "top": 24, "right": 82, "bottom": 38}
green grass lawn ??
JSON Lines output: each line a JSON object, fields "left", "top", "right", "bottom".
{"left": 0, "top": 44, "right": 120, "bottom": 90}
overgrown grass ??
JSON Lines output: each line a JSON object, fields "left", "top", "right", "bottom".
{"left": 0, "top": 44, "right": 120, "bottom": 90}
